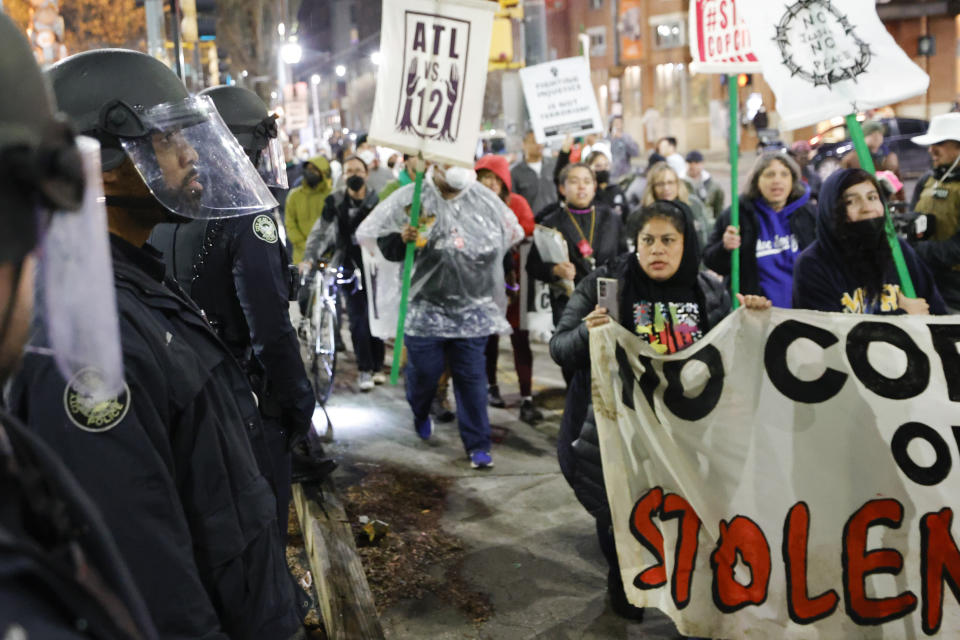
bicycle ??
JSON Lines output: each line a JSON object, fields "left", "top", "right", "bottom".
{"left": 298, "top": 252, "right": 360, "bottom": 407}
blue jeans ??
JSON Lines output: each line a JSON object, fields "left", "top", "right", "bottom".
{"left": 405, "top": 335, "right": 491, "bottom": 454}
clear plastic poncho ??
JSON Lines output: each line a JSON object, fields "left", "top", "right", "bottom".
{"left": 355, "top": 175, "right": 524, "bottom": 338}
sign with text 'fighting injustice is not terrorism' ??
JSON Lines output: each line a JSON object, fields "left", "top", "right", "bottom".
{"left": 518, "top": 56, "right": 604, "bottom": 144}
{"left": 688, "top": 0, "right": 761, "bottom": 74}
{"left": 591, "top": 309, "right": 960, "bottom": 638}
{"left": 367, "top": 0, "right": 495, "bottom": 167}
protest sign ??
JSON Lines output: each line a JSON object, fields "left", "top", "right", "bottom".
{"left": 590, "top": 308, "right": 960, "bottom": 638}
{"left": 367, "top": 0, "right": 496, "bottom": 168}
{"left": 688, "top": 0, "right": 761, "bottom": 74}
{"left": 519, "top": 57, "right": 604, "bottom": 144}
{"left": 736, "top": 0, "right": 929, "bottom": 131}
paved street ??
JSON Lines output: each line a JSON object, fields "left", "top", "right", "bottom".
{"left": 317, "top": 340, "right": 687, "bottom": 640}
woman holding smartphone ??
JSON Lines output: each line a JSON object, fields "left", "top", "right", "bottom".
{"left": 549, "top": 200, "right": 769, "bottom": 620}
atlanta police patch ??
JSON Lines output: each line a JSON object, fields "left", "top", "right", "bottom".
{"left": 62, "top": 367, "right": 131, "bottom": 433}
{"left": 253, "top": 214, "right": 279, "bottom": 244}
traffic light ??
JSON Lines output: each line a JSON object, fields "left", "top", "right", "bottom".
{"left": 737, "top": 73, "right": 752, "bottom": 88}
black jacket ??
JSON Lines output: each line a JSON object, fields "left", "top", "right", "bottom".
{"left": 322, "top": 189, "right": 380, "bottom": 277}
{"left": 793, "top": 168, "right": 947, "bottom": 314}
{"left": 150, "top": 214, "right": 315, "bottom": 438}
{"left": 0, "top": 411, "right": 157, "bottom": 640}
{"left": 549, "top": 254, "right": 730, "bottom": 520}
{"left": 7, "top": 235, "right": 301, "bottom": 640}
{"left": 526, "top": 201, "right": 626, "bottom": 322}
{"left": 703, "top": 195, "right": 816, "bottom": 297}
{"left": 511, "top": 157, "right": 558, "bottom": 217}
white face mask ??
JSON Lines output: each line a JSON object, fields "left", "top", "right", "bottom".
{"left": 442, "top": 166, "right": 474, "bottom": 191}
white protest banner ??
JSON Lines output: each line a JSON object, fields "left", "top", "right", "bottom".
{"left": 688, "top": 0, "right": 761, "bottom": 74}
{"left": 367, "top": 0, "right": 496, "bottom": 167}
{"left": 361, "top": 244, "right": 401, "bottom": 340}
{"left": 737, "top": 0, "right": 929, "bottom": 130}
{"left": 283, "top": 81, "right": 310, "bottom": 132}
{"left": 518, "top": 57, "right": 604, "bottom": 144}
{"left": 590, "top": 308, "right": 960, "bottom": 638}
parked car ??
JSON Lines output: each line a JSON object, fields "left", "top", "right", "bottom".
{"left": 810, "top": 117, "right": 930, "bottom": 180}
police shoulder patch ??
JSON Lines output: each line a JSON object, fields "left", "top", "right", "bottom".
{"left": 62, "top": 368, "right": 131, "bottom": 433}
{"left": 253, "top": 214, "right": 279, "bottom": 244}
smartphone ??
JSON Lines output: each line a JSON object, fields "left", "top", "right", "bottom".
{"left": 597, "top": 277, "right": 619, "bottom": 321}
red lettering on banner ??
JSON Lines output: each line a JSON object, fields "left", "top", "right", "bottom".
{"left": 842, "top": 499, "right": 917, "bottom": 624}
{"left": 920, "top": 508, "right": 960, "bottom": 634}
{"left": 783, "top": 502, "right": 840, "bottom": 624}
{"left": 629, "top": 487, "right": 667, "bottom": 589}
{"left": 662, "top": 494, "right": 702, "bottom": 609}
{"left": 711, "top": 516, "right": 771, "bottom": 612}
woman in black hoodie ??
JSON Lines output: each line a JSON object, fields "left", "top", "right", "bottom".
{"left": 793, "top": 168, "right": 945, "bottom": 314}
{"left": 550, "top": 200, "right": 768, "bottom": 620}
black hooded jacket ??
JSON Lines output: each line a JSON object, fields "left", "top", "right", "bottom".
{"left": 793, "top": 169, "right": 946, "bottom": 314}
{"left": 549, "top": 204, "right": 730, "bottom": 519}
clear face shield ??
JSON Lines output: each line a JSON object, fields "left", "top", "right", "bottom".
{"left": 120, "top": 95, "right": 278, "bottom": 218}
{"left": 31, "top": 136, "right": 124, "bottom": 400}
{"left": 256, "top": 135, "right": 288, "bottom": 189}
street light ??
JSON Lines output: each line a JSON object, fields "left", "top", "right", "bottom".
{"left": 281, "top": 41, "right": 303, "bottom": 65}
{"left": 278, "top": 22, "right": 285, "bottom": 37}
{"left": 370, "top": 50, "right": 382, "bottom": 66}
{"left": 335, "top": 64, "right": 346, "bottom": 77}
{"left": 311, "top": 73, "right": 321, "bottom": 85}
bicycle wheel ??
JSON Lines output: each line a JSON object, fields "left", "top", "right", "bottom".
{"left": 311, "top": 298, "right": 338, "bottom": 404}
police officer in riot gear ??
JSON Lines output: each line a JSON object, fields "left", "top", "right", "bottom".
{"left": 0, "top": 16, "right": 157, "bottom": 639}
{"left": 150, "top": 85, "right": 332, "bottom": 542}
{"left": 6, "top": 49, "right": 304, "bottom": 639}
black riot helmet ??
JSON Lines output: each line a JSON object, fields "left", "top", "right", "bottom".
{"left": 46, "top": 49, "right": 278, "bottom": 220}
{"left": 0, "top": 14, "right": 123, "bottom": 394}
{"left": 199, "top": 85, "right": 288, "bottom": 188}
{"left": 0, "top": 13, "right": 84, "bottom": 266}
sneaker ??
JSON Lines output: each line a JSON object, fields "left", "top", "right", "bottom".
{"left": 358, "top": 371, "right": 374, "bottom": 392}
{"left": 414, "top": 416, "right": 433, "bottom": 440}
{"left": 487, "top": 384, "right": 506, "bottom": 408}
{"left": 429, "top": 397, "right": 455, "bottom": 423}
{"left": 469, "top": 450, "right": 494, "bottom": 469}
{"left": 372, "top": 371, "right": 387, "bottom": 385}
{"left": 519, "top": 398, "right": 543, "bottom": 424}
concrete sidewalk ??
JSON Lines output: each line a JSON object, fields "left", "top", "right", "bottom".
{"left": 319, "top": 341, "right": 686, "bottom": 640}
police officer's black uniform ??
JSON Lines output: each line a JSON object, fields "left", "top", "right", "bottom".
{"left": 9, "top": 236, "right": 303, "bottom": 639}
{"left": 151, "top": 211, "right": 315, "bottom": 535}
{"left": 0, "top": 412, "right": 158, "bottom": 640}
{"left": 7, "top": 49, "right": 303, "bottom": 640}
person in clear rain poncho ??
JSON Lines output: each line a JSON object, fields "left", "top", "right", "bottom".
{"left": 356, "top": 163, "right": 524, "bottom": 469}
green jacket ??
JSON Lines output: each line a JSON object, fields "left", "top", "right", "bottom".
{"left": 377, "top": 168, "right": 414, "bottom": 202}
{"left": 285, "top": 155, "right": 331, "bottom": 262}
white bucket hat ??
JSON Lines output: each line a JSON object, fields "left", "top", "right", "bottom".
{"left": 911, "top": 113, "right": 960, "bottom": 146}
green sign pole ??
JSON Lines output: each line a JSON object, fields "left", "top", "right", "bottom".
{"left": 389, "top": 163, "right": 425, "bottom": 385}
{"left": 844, "top": 114, "right": 916, "bottom": 298}
{"left": 729, "top": 76, "right": 741, "bottom": 308}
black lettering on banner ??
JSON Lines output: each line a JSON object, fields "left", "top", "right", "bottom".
{"left": 661, "top": 345, "right": 724, "bottom": 421}
{"left": 846, "top": 322, "right": 929, "bottom": 400}
{"left": 928, "top": 325, "right": 960, "bottom": 402}
{"left": 890, "top": 422, "right": 952, "bottom": 487}
{"left": 636, "top": 354, "right": 661, "bottom": 415}
{"left": 615, "top": 344, "right": 637, "bottom": 411}
{"left": 764, "top": 320, "right": 847, "bottom": 403}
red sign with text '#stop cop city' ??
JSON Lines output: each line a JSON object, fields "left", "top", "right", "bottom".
{"left": 689, "top": 0, "right": 761, "bottom": 74}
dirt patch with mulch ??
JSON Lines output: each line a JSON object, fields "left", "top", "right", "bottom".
{"left": 341, "top": 463, "right": 494, "bottom": 623}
